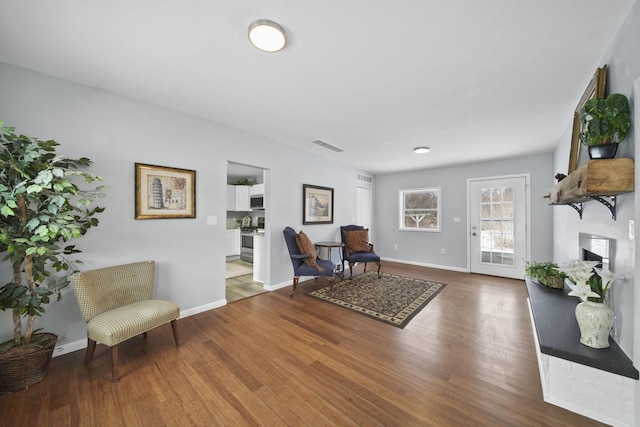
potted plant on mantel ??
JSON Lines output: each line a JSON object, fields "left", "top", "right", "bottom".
{"left": 0, "top": 121, "right": 106, "bottom": 394}
{"left": 579, "top": 92, "right": 631, "bottom": 159}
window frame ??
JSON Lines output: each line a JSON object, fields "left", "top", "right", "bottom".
{"left": 398, "top": 187, "right": 441, "bottom": 232}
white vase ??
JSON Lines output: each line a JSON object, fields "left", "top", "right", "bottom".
{"left": 574, "top": 301, "right": 614, "bottom": 349}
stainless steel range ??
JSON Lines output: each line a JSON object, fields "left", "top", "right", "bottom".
{"left": 239, "top": 216, "right": 264, "bottom": 263}
{"left": 240, "top": 227, "right": 256, "bottom": 263}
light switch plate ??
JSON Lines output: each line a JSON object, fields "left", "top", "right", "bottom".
{"left": 629, "top": 219, "right": 634, "bottom": 240}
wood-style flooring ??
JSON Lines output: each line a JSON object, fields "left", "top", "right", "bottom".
{"left": 0, "top": 262, "right": 607, "bottom": 426}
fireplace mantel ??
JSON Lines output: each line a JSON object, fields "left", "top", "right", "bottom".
{"left": 545, "top": 158, "right": 634, "bottom": 219}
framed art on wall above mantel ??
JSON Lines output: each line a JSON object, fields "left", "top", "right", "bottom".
{"left": 568, "top": 65, "right": 608, "bottom": 174}
{"left": 135, "top": 163, "right": 196, "bottom": 219}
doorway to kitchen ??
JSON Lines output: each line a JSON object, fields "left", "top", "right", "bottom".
{"left": 226, "top": 161, "right": 268, "bottom": 302}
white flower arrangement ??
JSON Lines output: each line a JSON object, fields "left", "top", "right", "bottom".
{"left": 559, "top": 260, "right": 620, "bottom": 303}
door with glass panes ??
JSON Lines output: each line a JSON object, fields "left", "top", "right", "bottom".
{"left": 469, "top": 176, "right": 527, "bottom": 279}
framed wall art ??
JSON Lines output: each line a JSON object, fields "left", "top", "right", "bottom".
{"left": 303, "top": 184, "right": 334, "bottom": 224}
{"left": 135, "top": 163, "right": 196, "bottom": 219}
{"left": 568, "top": 65, "right": 607, "bottom": 174}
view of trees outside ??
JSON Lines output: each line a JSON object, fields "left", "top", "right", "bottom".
{"left": 480, "top": 186, "right": 514, "bottom": 265}
{"left": 402, "top": 189, "right": 439, "bottom": 230}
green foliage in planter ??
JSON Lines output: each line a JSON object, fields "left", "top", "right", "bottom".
{"left": 0, "top": 120, "right": 106, "bottom": 352}
{"left": 525, "top": 261, "right": 567, "bottom": 286}
{"left": 233, "top": 177, "right": 253, "bottom": 186}
{"left": 579, "top": 93, "right": 631, "bottom": 146}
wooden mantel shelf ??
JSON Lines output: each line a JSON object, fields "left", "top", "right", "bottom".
{"left": 547, "top": 158, "right": 634, "bottom": 204}
{"left": 545, "top": 158, "right": 634, "bottom": 219}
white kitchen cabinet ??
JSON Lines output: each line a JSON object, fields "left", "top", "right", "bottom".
{"left": 226, "top": 185, "right": 250, "bottom": 211}
{"left": 226, "top": 228, "right": 241, "bottom": 257}
{"left": 249, "top": 183, "right": 265, "bottom": 196}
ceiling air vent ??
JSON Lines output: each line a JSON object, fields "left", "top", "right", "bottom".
{"left": 311, "top": 139, "right": 344, "bottom": 153}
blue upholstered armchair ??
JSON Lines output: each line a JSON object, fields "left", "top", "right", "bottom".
{"left": 340, "top": 225, "right": 381, "bottom": 279}
{"left": 283, "top": 227, "right": 335, "bottom": 296}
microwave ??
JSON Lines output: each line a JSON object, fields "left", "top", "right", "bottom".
{"left": 250, "top": 195, "right": 264, "bottom": 210}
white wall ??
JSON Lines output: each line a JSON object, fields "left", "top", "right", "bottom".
{"left": 552, "top": 0, "right": 640, "bottom": 360}
{"left": 0, "top": 62, "right": 361, "bottom": 346}
{"left": 374, "top": 153, "right": 553, "bottom": 270}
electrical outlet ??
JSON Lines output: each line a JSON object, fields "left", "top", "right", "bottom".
{"left": 394, "top": 244, "right": 398, "bottom": 250}
{"left": 629, "top": 220, "right": 635, "bottom": 240}
{"left": 440, "top": 248, "right": 445, "bottom": 255}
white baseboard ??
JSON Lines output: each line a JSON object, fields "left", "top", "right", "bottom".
{"left": 380, "top": 256, "right": 470, "bottom": 273}
{"left": 53, "top": 298, "right": 227, "bottom": 358}
{"left": 52, "top": 338, "right": 86, "bottom": 358}
{"left": 266, "top": 280, "right": 292, "bottom": 291}
{"left": 179, "top": 299, "right": 226, "bottom": 318}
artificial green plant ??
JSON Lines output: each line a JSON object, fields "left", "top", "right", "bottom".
{"left": 0, "top": 120, "right": 106, "bottom": 351}
{"left": 579, "top": 93, "right": 631, "bottom": 146}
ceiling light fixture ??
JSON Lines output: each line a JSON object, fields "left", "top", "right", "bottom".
{"left": 414, "top": 146, "right": 430, "bottom": 154}
{"left": 248, "top": 19, "right": 287, "bottom": 52}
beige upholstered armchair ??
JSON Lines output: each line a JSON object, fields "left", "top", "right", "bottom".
{"left": 71, "top": 260, "right": 180, "bottom": 382}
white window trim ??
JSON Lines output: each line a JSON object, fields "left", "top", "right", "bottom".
{"left": 398, "top": 187, "right": 441, "bottom": 232}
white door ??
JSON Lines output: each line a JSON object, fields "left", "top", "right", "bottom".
{"left": 469, "top": 176, "right": 528, "bottom": 279}
{"left": 356, "top": 187, "right": 372, "bottom": 229}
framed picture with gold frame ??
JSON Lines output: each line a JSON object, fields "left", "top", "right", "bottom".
{"left": 568, "top": 65, "right": 607, "bottom": 173}
{"left": 135, "top": 163, "right": 196, "bottom": 219}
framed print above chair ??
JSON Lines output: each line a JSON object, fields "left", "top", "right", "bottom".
{"left": 303, "top": 184, "right": 334, "bottom": 224}
{"left": 135, "top": 163, "right": 196, "bottom": 219}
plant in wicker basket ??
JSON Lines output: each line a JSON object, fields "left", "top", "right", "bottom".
{"left": 0, "top": 120, "right": 106, "bottom": 393}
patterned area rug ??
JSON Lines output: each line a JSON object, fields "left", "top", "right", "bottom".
{"left": 306, "top": 271, "right": 446, "bottom": 328}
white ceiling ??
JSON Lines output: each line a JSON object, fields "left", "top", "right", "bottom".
{"left": 0, "top": 1, "right": 636, "bottom": 175}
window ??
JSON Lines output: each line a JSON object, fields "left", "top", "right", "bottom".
{"left": 399, "top": 188, "right": 441, "bottom": 231}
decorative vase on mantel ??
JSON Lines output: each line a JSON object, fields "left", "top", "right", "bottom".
{"left": 574, "top": 301, "right": 614, "bottom": 349}
{"left": 588, "top": 143, "right": 618, "bottom": 159}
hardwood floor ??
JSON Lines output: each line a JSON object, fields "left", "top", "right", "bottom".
{"left": 0, "top": 262, "right": 607, "bottom": 426}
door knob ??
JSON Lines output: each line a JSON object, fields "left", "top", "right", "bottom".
{"left": 472, "top": 232, "right": 478, "bottom": 236}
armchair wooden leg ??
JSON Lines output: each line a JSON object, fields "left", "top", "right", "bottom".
{"left": 348, "top": 262, "right": 355, "bottom": 279}
{"left": 84, "top": 338, "right": 97, "bottom": 364}
{"left": 376, "top": 261, "right": 381, "bottom": 278}
{"left": 171, "top": 319, "right": 180, "bottom": 346}
{"left": 329, "top": 277, "right": 335, "bottom": 296}
{"left": 111, "top": 345, "right": 119, "bottom": 383}
{"left": 290, "top": 276, "right": 300, "bottom": 297}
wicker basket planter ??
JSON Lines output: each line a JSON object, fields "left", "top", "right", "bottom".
{"left": 0, "top": 333, "right": 57, "bottom": 394}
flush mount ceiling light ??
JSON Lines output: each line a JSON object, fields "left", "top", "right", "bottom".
{"left": 248, "top": 19, "right": 287, "bottom": 52}
{"left": 414, "top": 146, "right": 431, "bottom": 154}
